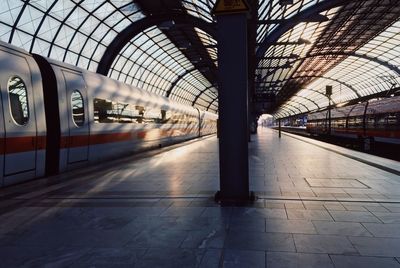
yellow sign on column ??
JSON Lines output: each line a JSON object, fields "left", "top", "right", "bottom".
{"left": 213, "top": 0, "right": 250, "bottom": 15}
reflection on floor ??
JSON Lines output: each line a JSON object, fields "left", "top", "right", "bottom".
{"left": 1, "top": 128, "right": 400, "bottom": 267}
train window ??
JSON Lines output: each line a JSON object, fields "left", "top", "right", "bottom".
{"left": 8, "top": 76, "right": 29, "bottom": 125}
{"left": 144, "top": 107, "right": 163, "bottom": 124}
{"left": 94, "top": 98, "right": 113, "bottom": 123}
{"left": 71, "top": 90, "right": 84, "bottom": 127}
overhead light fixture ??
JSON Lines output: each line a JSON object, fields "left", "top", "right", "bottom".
{"left": 178, "top": 41, "right": 192, "bottom": 50}
{"left": 199, "top": 66, "right": 210, "bottom": 72}
{"left": 264, "top": 38, "right": 311, "bottom": 46}
{"left": 279, "top": 0, "right": 293, "bottom": 5}
{"left": 158, "top": 20, "right": 175, "bottom": 30}
{"left": 261, "top": 53, "right": 300, "bottom": 60}
{"left": 258, "top": 62, "right": 293, "bottom": 70}
{"left": 281, "top": 61, "right": 293, "bottom": 68}
{"left": 191, "top": 57, "right": 202, "bottom": 64}
{"left": 298, "top": 38, "right": 311, "bottom": 45}
{"left": 336, "top": 102, "right": 349, "bottom": 108}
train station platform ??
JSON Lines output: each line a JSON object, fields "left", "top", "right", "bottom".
{"left": 1, "top": 128, "right": 400, "bottom": 267}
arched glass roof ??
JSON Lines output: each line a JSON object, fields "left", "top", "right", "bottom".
{"left": 259, "top": 0, "right": 400, "bottom": 117}
{"left": 0, "top": 0, "right": 218, "bottom": 112}
{"left": 275, "top": 13, "right": 400, "bottom": 117}
{"left": 1, "top": 0, "right": 399, "bottom": 117}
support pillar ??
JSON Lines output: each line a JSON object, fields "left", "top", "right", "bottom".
{"left": 213, "top": 1, "right": 251, "bottom": 202}
{"left": 279, "top": 119, "right": 281, "bottom": 138}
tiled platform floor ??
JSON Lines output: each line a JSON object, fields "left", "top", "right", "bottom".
{"left": 1, "top": 128, "right": 400, "bottom": 267}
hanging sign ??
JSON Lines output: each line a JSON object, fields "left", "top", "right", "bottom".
{"left": 212, "top": 0, "right": 250, "bottom": 15}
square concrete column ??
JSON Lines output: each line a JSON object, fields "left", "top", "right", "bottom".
{"left": 214, "top": 2, "right": 251, "bottom": 202}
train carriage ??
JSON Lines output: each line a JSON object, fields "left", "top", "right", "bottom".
{"left": 307, "top": 96, "right": 400, "bottom": 145}
{"left": 0, "top": 41, "right": 218, "bottom": 187}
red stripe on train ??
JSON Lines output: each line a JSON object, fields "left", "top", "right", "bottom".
{"left": 0, "top": 127, "right": 207, "bottom": 154}
{"left": 0, "top": 136, "right": 46, "bottom": 154}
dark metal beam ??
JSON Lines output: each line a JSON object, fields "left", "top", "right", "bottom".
{"left": 278, "top": 74, "right": 360, "bottom": 99}
{"left": 192, "top": 84, "right": 217, "bottom": 106}
{"left": 255, "top": 0, "right": 364, "bottom": 64}
{"left": 276, "top": 86, "right": 337, "bottom": 106}
{"left": 207, "top": 96, "right": 218, "bottom": 111}
{"left": 295, "top": 95, "right": 320, "bottom": 110}
{"left": 314, "top": 52, "right": 400, "bottom": 76}
{"left": 96, "top": 13, "right": 216, "bottom": 75}
{"left": 165, "top": 67, "right": 197, "bottom": 98}
{"left": 260, "top": 51, "right": 400, "bottom": 78}
{"left": 281, "top": 105, "right": 299, "bottom": 116}
{"left": 284, "top": 103, "right": 303, "bottom": 114}
{"left": 258, "top": 14, "right": 329, "bottom": 24}
{"left": 288, "top": 100, "right": 310, "bottom": 112}
{"left": 259, "top": 51, "right": 399, "bottom": 104}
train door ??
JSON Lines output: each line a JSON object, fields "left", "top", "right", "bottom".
{"left": 0, "top": 53, "right": 37, "bottom": 181}
{"left": 62, "top": 70, "right": 89, "bottom": 163}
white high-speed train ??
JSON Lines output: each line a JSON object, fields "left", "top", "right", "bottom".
{"left": 0, "top": 41, "right": 217, "bottom": 187}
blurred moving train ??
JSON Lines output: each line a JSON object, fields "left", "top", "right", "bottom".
{"left": 0, "top": 41, "right": 217, "bottom": 187}
{"left": 307, "top": 96, "right": 400, "bottom": 145}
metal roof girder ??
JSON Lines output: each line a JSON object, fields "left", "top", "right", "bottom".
{"left": 192, "top": 84, "right": 217, "bottom": 106}
{"left": 165, "top": 67, "right": 197, "bottom": 98}
{"left": 96, "top": 13, "right": 216, "bottom": 75}
{"left": 255, "top": 0, "right": 365, "bottom": 65}
{"left": 293, "top": 95, "right": 320, "bottom": 110}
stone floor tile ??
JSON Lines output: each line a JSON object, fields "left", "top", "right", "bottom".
{"left": 324, "top": 202, "right": 346, "bottom": 211}
{"left": 302, "top": 201, "right": 325, "bottom": 210}
{"left": 265, "top": 201, "right": 285, "bottom": 209}
{"left": 199, "top": 249, "right": 222, "bottom": 268}
{"left": 265, "top": 219, "right": 317, "bottom": 234}
{"left": 228, "top": 218, "right": 265, "bottom": 232}
{"left": 362, "top": 223, "right": 400, "bottom": 238}
{"left": 284, "top": 201, "right": 305, "bottom": 210}
{"left": 341, "top": 204, "right": 368, "bottom": 212}
{"left": 160, "top": 208, "right": 207, "bottom": 219}
{"left": 293, "top": 234, "right": 358, "bottom": 254}
{"left": 181, "top": 229, "right": 227, "bottom": 249}
{"left": 230, "top": 207, "right": 286, "bottom": 220}
{"left": 372, "top": 212, "right": 400, "bottom": 223}
{"left": 364, "top": 204, "right": 390, "bottom": 212}
{"left": 200, "top": 207, "right": 232, "bottom": 218}
{"left": 72, "top": 247, "right": 146, "bottom": 267}
{"left": 312, "top": 221, "right": 372, "bottom": 236}
{"left": 0, "top": 246, "right": 91, "bottom": 267}
{"left": 174, "top": 217, "right": 226, "bottom": 231}
{"left": 383, "top": 205, "right": 400, "bottom": 213}
{"left": 286, "top": 209, "right": 333, "bottom": 221}
{"left": 266, "top": 252, "right": 334, "bottom": 268}
{"left": 224, "top": 231, "right": 295, "bottom": 252}
{"left": 9, "top": 229, "right": 135, "bottom": 248}
{"left": 349, "top": 237, "right": 400, "bottom": 257}
{"left": 222, "top": 249, "right": 265, "bottom": 268}
{"left": 329, "top": 211, "right": 381, "bottom": 223}
{"left": 135, "top": 248, "right": 204, "bottom": 268}
{"left": 330, "top": 255, "right": 400, "bottom": 268}
{"left": 126, "top": 229, "right": 188, "bottom": 249}
{"left": 264, "top": 208, "right": 288, "bottom": 219}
